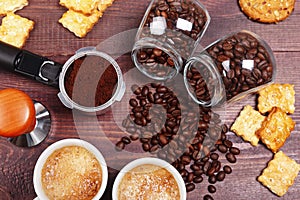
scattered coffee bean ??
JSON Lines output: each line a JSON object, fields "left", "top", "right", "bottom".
{"left": 216, "top": 171, "right": 226, "bottom": 182}
{"left": 186, "top": 183, "right": 196, "bottom": 192}
{"left": 203, "top": 194, "right": 214, "bottom": 200}
{"left": 223, "top": 165, "right": 232, "bottom": 174}
{"left": 115, "top": 141, "right": 125, "bottom": 151}
{"left": 230, "top": 147, "right": 241, "bottom": 155}
{"left": 226, "top": 152, "right": 237, "bottom": 163}
{"left": 208, "top": 185, "right": 216, "bottom": 193}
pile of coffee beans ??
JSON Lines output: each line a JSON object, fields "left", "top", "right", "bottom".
{"left": 115, "top": 83, "right": 240, "bottom": 200}
{"left": 136, "top": 0, "right": 208, "bottom": 78}
{"left": 206, "top": 31, "right": 274, "bottom": 100}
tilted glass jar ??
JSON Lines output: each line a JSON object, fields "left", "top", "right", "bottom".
{"left": 184, "top": 30, "right": 277, "bottom": 107}
{"left": 132, "top": 0, "right": 210, "bottom": 80}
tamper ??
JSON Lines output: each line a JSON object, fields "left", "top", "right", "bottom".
{"left": 0, "top": 88, "right": 51, "bottom": 147}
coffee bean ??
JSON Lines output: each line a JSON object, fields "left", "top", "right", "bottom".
{"left": 208, "top": 185, "right": 216, "bottom": 193}
{"left": 141, "top": 86, "right": 149, "bottom": 96}
{"left": 129, "top": 98, "right": 138, "bottom": 107}
{"left": 115, "top": 141, "right": 125, "bottom": 151}
{"left": 130, "top": 133, "right": 139, "bottom": 141}
{"left": 121, "top": 136, "right": 131, "bottom": 145}
{"left": 203, "top": 194, "right": 214, "bottom": 200}
{"left": 142, "top": 143, "right": 150, "bottom": 151}
{"left": 226, "top": 153, "right": 237, "bottom": 163}
{"left": 193, "top": 175, "right": 203, "bottom": 183}
{"left": 187, "top": 172, "right": 194, "bottom": 183}
{"left": 223, "top": 140, "right": 233, "bottom": 148}
{"left": 208, "top": 175, "right": 217, "bottom": 184}
{"left": 210, "top": 153, "right": 219, "bottom": 160}
{"left": 217, "top": 144, "right": 228, "bottom": 153}
{"left": 186, "top": 183, "right": 195, "bottom": 192}
{"left": 230, "top": 147, "right": 241, "bottom": 155}
{"left": 216, "top": 171, "right": 226, "bottom": 181}
{"left": 223, "top": 165, "right": 232, "bottom": 174}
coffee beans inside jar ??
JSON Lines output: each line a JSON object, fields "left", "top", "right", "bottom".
{"left": 115, "top": 82, "right": 240, "bottom": 200}
{"left": 132, "top": 0, "right": 210, "bottom": 80}
{"left": 185, "top": 30, "right": 276, "bottom": 105}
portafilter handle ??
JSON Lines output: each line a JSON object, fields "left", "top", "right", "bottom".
{"left": 0, "top": 41, "right": 62, "bottom": 87}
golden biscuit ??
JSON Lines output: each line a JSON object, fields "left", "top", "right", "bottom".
{"left": 0, "top": 12, "right": 34, "bottom": 48}
{"left": 231, "top": 105, "right": 265, "bottom": 146}
{"left": 258, "top": 83, "right": 295, "bottom": 114}
{"left": 60, "top": 0, "right": 100, "bottom": 15}
{"left": 256, "top": 107, "right": 295, "bottom": 153}
{"left": 239, "top": 0, "right": 295, "bottom": 23}
{"left": 258, "top": 151, "right": 300, "bottom": 196}
{"left": 59, "top": 9, "right": 102, "bottom": 38}
{"left": 0, "top": 0, "right": 28, "bottom": 16}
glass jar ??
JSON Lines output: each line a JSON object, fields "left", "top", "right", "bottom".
{"left": 132, "top": 0, "right": 210, "bottom": 80}
{"left": 184, "top": 30, "right": 277, "bottom": 106}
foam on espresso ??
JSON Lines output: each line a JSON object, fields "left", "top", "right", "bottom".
{"left": 118, "top": 164, "right": 180, "bottom": 200}
{"left": 41, "top": 145, "right": 102, "bottom": 200}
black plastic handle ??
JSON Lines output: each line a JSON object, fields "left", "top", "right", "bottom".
{"left": 0, "top": 41, "right": 62, "bottom": 88}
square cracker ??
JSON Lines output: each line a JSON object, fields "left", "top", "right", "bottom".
{"left": 258, "top": 151, "right": 300, "bottom": 197}
{"left": 59, "top": 9, "right": 102, "bottom": 38}
{"left": 231, "top": 105, "right": 265, "bottom": 146}
{"left": 60, "top": 0, "right": 100, "bottom": 15}
{"left": 0, "top": 12, "right": 34, "bottom": 48}
{"left": 256, "top": 107, "right": 295, "bottom": 153}
{"left": 0, "top": 0, "right": 28, "bottom": 16}
{"left": 98, "top": 0, "right": 114, "bottom": 11}
{"left": 258, "top": 83, "right": 295, "bottom": 114}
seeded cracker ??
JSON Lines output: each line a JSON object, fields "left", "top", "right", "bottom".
{"left": 258, "top": 83, "right": 295, "bottom": 114}
{"left": 231, "top": 105, "right": 265, "bottom": 146}
{"left": 258, "top": 151, "right": 300, "bottom": 196}
{"left": 0, "top": 12, "right": 34, "bottom": 48}
{"left": 60, "top": 0, "right": 100, "bottom": 15}
{"left": 239, "top": 0, "right": 295, "bottom": 23}
{"left": 59, "top": 9, "right": 102, "bottom": 38}
{"left": 256, "top": 107, "right": 295, "bottom": 153}
{"left": 0, "top": 0, "right": 28, "bottom": 16}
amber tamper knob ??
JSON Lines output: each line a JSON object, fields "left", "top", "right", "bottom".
{"left": 0, "top": 88, "right": 51, "bottom": 147}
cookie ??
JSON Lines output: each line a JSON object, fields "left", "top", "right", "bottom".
{"left": 0, "top": 12, "right": 34, "bottom": 48}
{"left": 258, "top": 83, "right": 295, "bottom": 114}
{"left": 0, "top": 0, "right": 28, "bottom": 16}
{"left": 239, "top": 0, "right": 295, "bottom": 23}
{"left": 231, "top": 105, "right": 265, "bottom": 146}
{"left": 256, "top": 107, "right": 295, "bottom": 153}
{"left": 258, "top": 151, "right": 300, "bottom": 196}
{"left": 60, "top": 0, "right": 100, "bottom": 15}
{"left": 59, "top": 9, "right": 102, "bottom": 38}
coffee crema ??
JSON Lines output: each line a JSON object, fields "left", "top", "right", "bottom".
{"left": 41, "top": 146, "right": 102, "bottom": 200}
{"left": 117, "top": 164, "right": 180, "bottom": 200}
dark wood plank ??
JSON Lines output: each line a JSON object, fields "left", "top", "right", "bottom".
{"left": 0, "top": 0, "right": 300, "bottom": 199}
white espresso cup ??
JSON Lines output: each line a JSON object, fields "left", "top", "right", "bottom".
{"left": 112, "top": 157, "right": 187, "bottom": 200}
{"left": 33, "top": 138, "right": 108, "bottom": 200}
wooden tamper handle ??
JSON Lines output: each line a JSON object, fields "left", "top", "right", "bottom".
{"left": 0, "top": 88, "right": 36, "bottom": 137}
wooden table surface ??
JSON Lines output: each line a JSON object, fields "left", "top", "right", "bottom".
{"left": 0, "top": 0, "right": 299, "bottom": 199}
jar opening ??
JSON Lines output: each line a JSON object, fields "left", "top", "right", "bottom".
{"left": 132, "top": 37, "right": 183, "bottom": 80}
{"left": 184, "top": 54, "right": 226, "bottom": 107}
